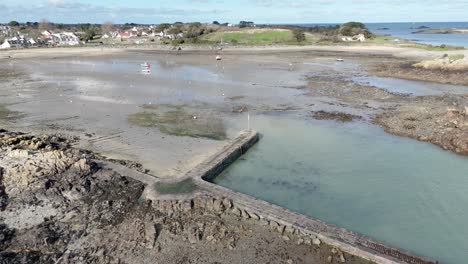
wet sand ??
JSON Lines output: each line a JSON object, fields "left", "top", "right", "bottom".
{"left": 0, "top": 47, "right": 467, "bottom": 176}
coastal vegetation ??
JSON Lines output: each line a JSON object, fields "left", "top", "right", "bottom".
{"left": 155, "top": 178, "right": 197, "bottom": 194}
{"left": 339, "top": 21, "right": 374, "bottom": 38}
{"left": 1, "top": 20, "right": 464, "bottom": 50}
{"left": 448, "top": 54, "right": 465, "bottom": 61}
{"left": 128, "top": 104, "right": 226, "bottom": 140}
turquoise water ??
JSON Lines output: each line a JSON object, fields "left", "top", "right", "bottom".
{"left": 297, "top": 22, "right": 468, "bottom": 47}
{"left": 216, "top": 115, "right": 468, "bottom": 264}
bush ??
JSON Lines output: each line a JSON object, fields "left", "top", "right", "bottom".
{"left": 8, "top": 21, "right": 20, "bottom": 27}
{"left": 155, "top": 178, "right": 197, "bottom": 194}
{"left": 292, "top": 28, "right": 306, "bottom": 42}
{"left": 171, "top": 38, "right": 185, "bottom": 45}
{"left": 340, "top": 21, "right": 368, "bottom": 36}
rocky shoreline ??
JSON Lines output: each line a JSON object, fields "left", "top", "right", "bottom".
{"left": 371, "top": 60, "right": 468, "bottom": 86}
{"left": 374, "top": 95, "right": 468, "bottom": 155}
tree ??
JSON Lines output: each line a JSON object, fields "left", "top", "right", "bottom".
{"left": 8, "top": 21, "right": 20, "bottom": 27}
{"left": 156, "top": 23, "right": 171, "bottom": 33}
{"left": 82, "top": 26, "right": 98, "bottom": 42}
{"left": 39, "top": 19, "right": 50, "bottom": 31}
{"left": 292, "top": 28, "right": 306, "bottom": 42}
{"left": 79, "top": 23, "right": 92, "bottom": 32}
{"left": 339, "top": 21, "right": 373, "bottom": 38}
{"left": 213, "top": 21, "right": 220, "bottom": 25}
{"left": 101, "top": 21, "right": 114, "bottom": 34}
{"left": 167, "top": 24, "right": 183, "bottom": 35}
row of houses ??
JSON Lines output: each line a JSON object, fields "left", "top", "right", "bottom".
{"left": 40, "top": 31, "right": 80, "bottom": 46}
{"left": 102, "top": 27, "right": 184, "bottom": 43}
{"left": 0, "top": 30, "right": 80, "bottom": 49}
{"left": 0, "top": 36, "right": 36, "bottom": 49}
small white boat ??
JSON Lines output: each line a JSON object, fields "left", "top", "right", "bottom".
{"left": 336, "top": 58, "right": 344, "bottom": 62}
{"left": 216, "top": 56, "right": 222, "bottom": 61}
{"left": 141, "top": 62, "right": 151, "bottom": 73}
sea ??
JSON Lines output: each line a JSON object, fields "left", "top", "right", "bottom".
{"left": 295, "top": 22, "right": 468, "bottom": 47}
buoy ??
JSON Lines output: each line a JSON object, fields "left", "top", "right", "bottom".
{"left": 216, "top": 56, "right": 222, "bottom": 61}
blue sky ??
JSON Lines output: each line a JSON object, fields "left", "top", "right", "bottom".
{"left": 1, "top": 0, "right": 467, "bottom": 24}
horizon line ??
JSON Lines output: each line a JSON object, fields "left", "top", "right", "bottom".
{"left": 1, "top": 20, "right": 468, "bottom": 25}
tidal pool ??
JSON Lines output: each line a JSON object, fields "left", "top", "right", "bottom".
{"left": 352, "top": 76, "right": 468, "bottom": 96}
{"left": 216, "top": 115, "right": 468, "bottom": 264}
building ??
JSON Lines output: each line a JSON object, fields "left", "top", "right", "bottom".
{"left": 356, "top": 34, "right": 366, "bottom": 42}
{"left": 0, "top": 37, "right": 29, "bottom": 49}
{"left": 0, "top": 40, "right": 11, "bottom": 49}
{"left": 239, "top": 21, "right": 255, "bottom": 27}
{"left": 0, "top": 25, "right": 12, "bottom": 36}
{"left": 116, "top": 32, "right": 130, "bottom": 41}
{"left": 341, "top": 34, "right": 366, "bottom": 42}
{"left": 51, "top": 32, "right": 80, "bottom": 46}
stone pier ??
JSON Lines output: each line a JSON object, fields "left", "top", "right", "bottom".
{"left": 112, "top": 129, "right": 438, "bottom": 264}
{"left": 183, "top": 129, "right": 438, "bottom": 264}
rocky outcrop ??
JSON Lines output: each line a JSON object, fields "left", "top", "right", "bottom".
{"left": 311, "top": 111, "right": 362, "bottom": 122}
{"left": 375, "top": 95, "right": 468, "bottom": 155}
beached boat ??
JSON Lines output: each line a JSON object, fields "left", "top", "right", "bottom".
{"left": 141, "top": 62, "right": 151, "bottom": 73}
{"left": 216, "top": 56, "right": 222, "bottom": 61}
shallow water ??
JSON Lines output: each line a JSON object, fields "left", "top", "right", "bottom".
{"left": 352, "top": 76, "right": 468, "bottom": 96}
{"left": 3, "top": 55, "right": 313, "bottom": 176}
{"left": 217, "top": 115, "right": 468, "bottom": 264}
{"left": 366, "top": 22, "right": 468, "bottom": 47}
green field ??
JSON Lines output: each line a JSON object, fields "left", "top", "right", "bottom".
{"left": 201, "top": 29, "right": 312, "bottom": 45}
{"left": 155, "top": 178, "right": 197, "bottom": 194}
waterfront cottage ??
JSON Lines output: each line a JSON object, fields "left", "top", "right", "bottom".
{"left": 51, "top": 32, "right": 80, "bottom": 46}
{"left": 0, "top": 36, "right": 30, "bottom": 49}
{"left": 341, "top": 34, "right": 366, "bottom": 42}
{"left": 0, "top": 39, "right": 11, "bottom": 49}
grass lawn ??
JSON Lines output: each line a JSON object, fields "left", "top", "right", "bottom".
{"left": 448, "top": 54, "right": 465, "bottom": 61}
{"left": 155, "top": 178, "right": 197, "bottom": 194}
{"left": 202, "top": 29, "right": 299, "bottom": 45}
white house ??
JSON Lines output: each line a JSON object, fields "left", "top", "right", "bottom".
{"left": 0, "top": 37, "right": 28, "bottom": 49}
{"left": 51, "top": 32, "right": 80, "bottom": 46}
{"left": 28, "top": 38, "right": 36, "bottom": 45}
{"left": 41, "top": 30, "right": 52, "bottom": 37}
{"left": 0, "top": 40, "right": 11, "bottom": 49}
{"left": 341, "top": 36, "right": 353, "bottom": 41}
{"left": 356, "top": 34, "right": 366, "bottom": 42}
{"left": 341, "top": 34, "right": 366, "bottom": 42}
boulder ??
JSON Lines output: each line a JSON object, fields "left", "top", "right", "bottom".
{"left": 232, "top": 207, "right": 242, "bottom": 217}
{"left": 312, "top": 238, "right": 321, "bottom": 246}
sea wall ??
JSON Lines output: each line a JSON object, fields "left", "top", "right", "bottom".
{"left": 155, "top": 130, "right": 438, "bottom": 264}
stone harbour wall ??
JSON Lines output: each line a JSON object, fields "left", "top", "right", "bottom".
{"left": 155, "top": 130, "right": 438, "bottom": 264}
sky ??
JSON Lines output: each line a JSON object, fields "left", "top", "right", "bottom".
{"left": 1, "top": 0, "right": 468, "bottom": 24}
